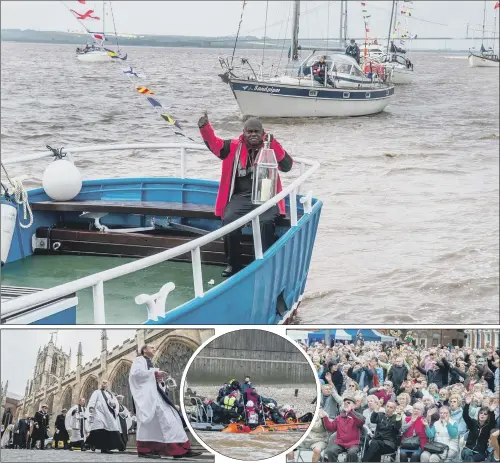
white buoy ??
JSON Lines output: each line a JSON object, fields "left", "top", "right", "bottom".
{"left": 42, "top": 159, "right": 82, "bottom": 201}
{"left": 1, "top": 200, "right": 17, "bottom": 266}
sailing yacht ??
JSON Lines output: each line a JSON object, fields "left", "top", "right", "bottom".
{"left": 375, "top": 0, "right": 415, "bottom": 85}
{"left": 70, "top": 1, "right": 127, "bottom": 62}
{"left": 218, "top": 1, "right": 394, "bottom": 118}
{"left": 468, "top": 1, "right": 499, "bottom": 67}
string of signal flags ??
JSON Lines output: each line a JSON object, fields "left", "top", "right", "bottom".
{"left": 65, "top": 0, "right": 194, "bottom": 142}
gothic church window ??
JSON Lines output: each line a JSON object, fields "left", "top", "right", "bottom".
{"left": 157, "top": 342, "right": 194, "bottom": 385}
{"left": 80, "top": 377, "right": 98, "bottom": 404}
{"left": 110, "top": 362, "right": 133, "bottom": 411}
{"left": 61, "top": 387, "right": 73, "bottom": 410}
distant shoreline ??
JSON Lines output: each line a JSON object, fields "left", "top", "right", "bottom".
{"left": 0, "top": 29, "right": 471, "bottom": 53}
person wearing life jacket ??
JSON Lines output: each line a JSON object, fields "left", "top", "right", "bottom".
{"left": 282, "top": 406, "right": 298, "bottom": 423}
{"left": 268, "top": 404, "right": 286, "bottom": 424}
{"left": 218, "top": 379, "right": 241, "bottom": 404}
{"left": 345, "top": 39, "right": 361, "bottom": 65}
{"left": 222, "top": 391, "right": 243, "bottom": 420}
{"left": 198, "top": 113, "right": 293, "bottom": 277}
{"left": 245, "top": 401, "right": 259, "bottom": 428}
{"left": 312, "top": 56, "right": 334, "bottom": 87}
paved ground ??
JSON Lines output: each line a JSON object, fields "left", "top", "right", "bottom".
{"left": 0, "top": 449, "right": 215, "bottom": 462}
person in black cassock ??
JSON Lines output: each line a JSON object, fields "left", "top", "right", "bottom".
{"left": 116, "top": 395, "right": 132, "bottom": 451}
{"left": 16, "top": 414, "right": 30, "bottom": 449}
{"left": 54, "top": 408, "right": 69, "bottom": 449}
{"left": 31, "top": 404, "right": 49, "bottom": 450}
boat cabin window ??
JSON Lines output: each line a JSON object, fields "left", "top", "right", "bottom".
{"left": 351, "top": 66, "right": 364, "bottom": 77}
{"left": 334, "top": 63, "right": 352, "bottom": 74}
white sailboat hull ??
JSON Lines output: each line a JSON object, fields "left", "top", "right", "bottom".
{"left": 230, "top": 81, "right": 394, "bottom": 118}
{"left": 76, "top": 51, "right": 112, "bottom": 62}
{"left": 390, "top": 66, "right": 414, "bottom": 84}
{"left": 468, "top": 54, "right": 499, "bottom": 67}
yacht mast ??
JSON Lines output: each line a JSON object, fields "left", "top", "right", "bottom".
{"left": 481, "top": 0, "right": 486, "bottom": 47}
{"left": 339, "top": 1, "right": 348, "bottom": 47}
{"left": 493, "top": 3, "right": 498, "bottom": 53}
{"left": 102, "top": 1, "right": 106, "bottom": 39}
{"left": 290, "top": 0, "right": 300, "bottom": 61}
{"left": 386, "top": 0, "right": 396, "bottom": 54}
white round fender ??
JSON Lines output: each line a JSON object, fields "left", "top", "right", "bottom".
{"left": 42, "top": 159, "right": 82, "bottom": 201}
{"left": 1, "top": 200, "right": 17, "bottom": 266}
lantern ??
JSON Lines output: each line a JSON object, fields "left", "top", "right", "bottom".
{"left": 251, "top": 136, "right": 279, "bottom": 205}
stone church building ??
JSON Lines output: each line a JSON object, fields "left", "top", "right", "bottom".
{"left": 14, "top": 328, "right": 213, "bottom": 434}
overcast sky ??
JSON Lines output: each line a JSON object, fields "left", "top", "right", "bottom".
{"left": 1, "top": 329, "right": 136, "bottom": 396}
{"left": 1, "top": 1, "right": 498, "bottom": 42}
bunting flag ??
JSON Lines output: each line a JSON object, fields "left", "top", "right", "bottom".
{"left": 122, "top": 66, "right": 145, "bottom": 79}
{"left": 70, "top": 9, "right": 100, "bottom": 20}
{"left": 69, "top": 0, "right": 192, "bottom": 141}
{"left": 360, "top": 0, "right": 372, "bottom": 55}
{"left": 117, "top": 64, "right": 193, "bottom": 141}
{"left": 136, "top": 86, "right": 154, "bottom": 95}
{"left": 104, "top": 48, "right": 121, "bottom": 59}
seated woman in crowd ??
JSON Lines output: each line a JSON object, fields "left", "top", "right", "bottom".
{"left": 420, "top": 406, "right": 459, "bottom": 462}
{"left": 400, "top": 402, "right": 428, "bottom": 462}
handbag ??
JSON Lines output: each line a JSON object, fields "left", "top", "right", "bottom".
{"left": 424, "top": 441, "right": 449, "bottom": 454}
{"left": 401, "top": 435, "right": 420, "bottom": 450}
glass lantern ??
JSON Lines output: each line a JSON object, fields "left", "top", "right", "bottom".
{"left": 251, "top": 137, "right": 279, "bottom": 205}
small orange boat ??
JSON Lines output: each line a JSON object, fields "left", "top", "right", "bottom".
{"left": 221, "top": 421, "right": 311, "bottom": 434}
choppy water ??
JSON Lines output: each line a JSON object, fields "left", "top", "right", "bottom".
{"left": 1, "top": 43, "right": 499, "bottom": 323}
{"left": 196, "top": 431, "right": 302, "bottom": 461}
{"left": 186, "top": 384, "right": 315, "bottom": 460}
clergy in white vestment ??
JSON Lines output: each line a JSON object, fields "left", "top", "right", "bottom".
{"left": 65, "top": 398, "right": 90, "bottom": 451}
{"left": 129, "top": 344, "right": 202, "bottom": 459}
{"left": 86, "top": 379, "right": 124, "bottom": 454}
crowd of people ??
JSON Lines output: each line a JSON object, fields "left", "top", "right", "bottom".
{"left": 290, "top": 334, "right": 499, "bottom": 462}
{"left": 1, "top": 344, "right": 202, "bottom": 459}
{"left": 192, "top": 376, "right": 310, "bottom": 431}
{"left": 0, "top": 394, "right": 134, "bottom": 452}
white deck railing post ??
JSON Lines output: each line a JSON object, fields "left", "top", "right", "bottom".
{"left": 290, "top": 189, "right": 298, "bottom": 227}
{"left": 191, "top": 247, "right": 204, "bottom": 297}
{"left": 252, "top": 217, "right": 263, "bottom": 259}
{"left": 298, "top": 162, "right": 306, "bottom": 194}
{"left": 300, "top": 190, "right": 313, "bottom": 214}
{"left": 92, "top": 281, "right": 106, "bottom": 324}
{"left": 180, "top": 147, "right": 186, "bottom": 178}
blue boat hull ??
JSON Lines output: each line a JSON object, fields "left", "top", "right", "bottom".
{"left": 1, "top": 177, "right": 322, "bottom": 325}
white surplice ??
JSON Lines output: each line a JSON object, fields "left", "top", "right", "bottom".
{"left": 128, "top": 356, "right": 188, "bottom": 443}
{"left": 87, "top": 389, "right": 121, "bottom": 432}
{"left": 65, "top": 405, "right": 90, "bottom": 443}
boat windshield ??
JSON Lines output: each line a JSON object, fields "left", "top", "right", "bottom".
{"left": 334, "top": 63, "right": 352, "bottom": 74}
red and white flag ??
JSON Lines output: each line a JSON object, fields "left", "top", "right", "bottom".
{"left": 78, "top": 0, "right": 86, "bottom": 3}
{"left": 494, "top": 2, "right": 500, "bottom": 9}
{"left": 93, "top": 33, "right": 104, "bottom": 41}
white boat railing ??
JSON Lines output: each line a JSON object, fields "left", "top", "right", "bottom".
{"left": 1, "top": 142, "right": 320, "bottom": 323}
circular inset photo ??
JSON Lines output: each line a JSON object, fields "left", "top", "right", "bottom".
{"left": 181, "top": 329, "right": 319, "bottom": 461}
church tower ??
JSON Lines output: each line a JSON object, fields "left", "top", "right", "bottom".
{"left": 100, "top": 329, "right": 108, "bottom": 377}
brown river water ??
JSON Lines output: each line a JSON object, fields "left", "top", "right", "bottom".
{"left": 185, "top": 384, "right": 316, "bottom": 460}
{"left": 1, "top": 42, "right": 498, "bottom": 323}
